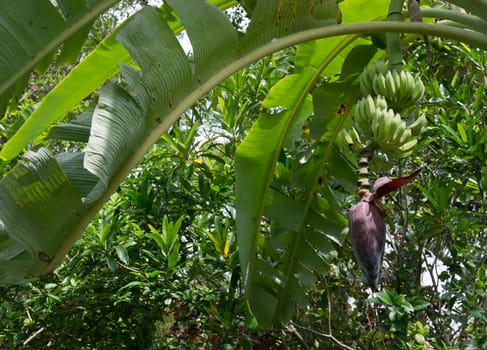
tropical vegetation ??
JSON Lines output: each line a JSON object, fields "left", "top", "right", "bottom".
{"left": 0, "top": 0, "right": 486, "bottom": 348}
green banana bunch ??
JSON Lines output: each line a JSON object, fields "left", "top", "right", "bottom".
{"left": 353, "top": 60, "right": 427, "bottom": 160}
{"left": 372, "top": 108, "right": 418, "bottom": 158}
{"left": 371, "top": 70, "right": 425, "bottom": 111}
{"left": 360, "top": 60, "right": 388, "bottom": 96}
{"left": 354, "top": 95, "right": 388, "bottom": 140}
{"left": 354, "top": 95, "right": 419, "bottom": 158}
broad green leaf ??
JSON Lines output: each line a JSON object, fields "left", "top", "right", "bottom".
{"left": 0, "top": 0, "right": 121, "bottom": 97}
{"left": 56, "top": 0, "right": 94, "bottom": 65}
{"left": 263, "top": 70, "right": 315, "bottom": 109}
{"left": 284, "top": 96, "right": 313, "bottom": 148}
{"left": 236, "top": 110, "right": 293, "bottom": 284}
{"left": 295, "top": 0, "right": 387, "bottom": 78}
{"left": 326, "top": 146, "right": 358, "bottom": 194}
{"left": 306, "top": 207, "right": 347, "bottom": 244}
{"left": 236, "top": 45, "right": 337, "bottom": 290}
{"left": 412, "top": 299, "right": 430, "bottom": 311}
{"left": 168, "top": 0, "right": 238, "bottom": 83}
{"left": 310, "top": 80, "right": 361, "bottom": 139}
{"left": 56, "top": 152, "right": 100, "bottom": 200}
{"left": 264, "top": 190, "right": 307, "bottom": 232}
{"left": 116, "top": 7, "right": 193, "bottom": 121}
{"left": 0, "top": 147, "right": 85, "bottom": 283}
{"left": 84, "top": 81, "right": 144, "bottom": 190}
{"left": 0, "top": 32, "right": 131, "bottom": 160}
{"left": 241, "top": 0, "right": 341, "bottom": 52}
{"left": 294, "top": 238, "right": 328, "bottom": 273}
{"left": 235, "top": 1, "right": 353, "bottom": 327}
{"left": 375, "top": 290, "right": 394, "bottom": 305}
{"left": 115, "top": 245, "right": 129, "bottom": 265}
{"left": 47, "top": 108, "right": 93, "bottom": 142}
{"left": 0, "top": 0, "right": 67, "bottom": 93}
{"left": 340, "top": 44, "right": 378, "bottom": 79}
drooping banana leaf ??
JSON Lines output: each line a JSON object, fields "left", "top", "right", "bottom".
{"left": 0, "top": 0, "right": 121, "bottom": 114}
{"left": 0, "top": 147, "right": 85, "bottom": 283}
{"left": 235, "top": 74, "right": 357, "bottom": 327}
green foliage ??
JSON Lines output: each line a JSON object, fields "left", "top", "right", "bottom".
{"left": 148, "top": 215, "right": 183, "bottom": 270}
{"left": 0, "top": 0, "right": 486, "bottom": 348}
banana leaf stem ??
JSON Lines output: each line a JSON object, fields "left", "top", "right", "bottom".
{"left": 445, "top": 0, "right": 487, "bottom": 22}
{"left": 419, "top": 8, "right": 487, "bottom": 34}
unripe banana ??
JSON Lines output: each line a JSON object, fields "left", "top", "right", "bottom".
{"left": 386, "top": 133, "right": 418, "bottom": 158}
{"left": 407, "top": 113, "right": 428, "bottom": 136}
{"left": 392, "top": 120, "right": 407, "bottom": 144}
{"left": 338, "top": 127, "right": 364, "bottom": 155}
{"left": 354, "top": 95, "right": 390, "bottom": 140}
{"left": 386, "top": 112, "right": 401, "bottom": 143}
{"left": 340, "top": 128, "right": 353, "bottom": 144}
{"left": 411, "top": 78, "right": 425, "bottom": 102}
{"left": 354, "top": 97, "right": 374, "bottom": 139}
{"left": 397, "top": 71, "right": 411, "bottom": 106}
{"left": 370, "top": 70, "right": 425, "bottom": 111}
{"left": 394, "top": 138, "right": 418, "bottom": 158}
{"left": 399, "top": 138, "right": 418, "bottom": 152}
{"left": 372, "top": 74, "right": 388, "bottom": 98}
{"left": 377, "top": 109, "right": 396, "bottom": 149}
{"left": 376, "top": 110, "right": 405, "bottom": 151}
{"left": 360, "top": 70, "right": 373, "bottom": 96}
{"left": 371, "top": 109, "right": 384, "bottom": 144}
{"left": 375, "top": 95, "right": 388, "bottom": 110}
{"left": 352, "top": 91, "right": 422, "bottom": 159}
{"left": 399, "top": 127, "right": 413, "bottom": 144}
{"left": 384, "top": 71, "right": 396, "bottom": 97}
{"left": 360, "top": 60, "right": 388, "bottom": 95}
{"left": 350, "top": 127, "right": 362, "bottom": 145}
{"left": 402, "top": 71, "right": 414, "bottom": 101}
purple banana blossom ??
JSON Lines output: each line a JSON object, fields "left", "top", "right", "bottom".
{"left": 349, "top": 168, "right": 422, "bottom": 291}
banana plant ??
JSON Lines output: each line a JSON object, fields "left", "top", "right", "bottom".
{"left": 0, "top": 0, "right": 486, "bottom": 329}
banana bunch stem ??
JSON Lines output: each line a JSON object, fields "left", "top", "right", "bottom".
{"left": 386, "top": 0, "right": 405, "bottom": 71}
{"left": 357, "top": 152, "right": 372, "bottom": 197}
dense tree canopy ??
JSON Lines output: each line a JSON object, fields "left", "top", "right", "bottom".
{"left": 0, "top": 0, "right": 486, "bottom": 348}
